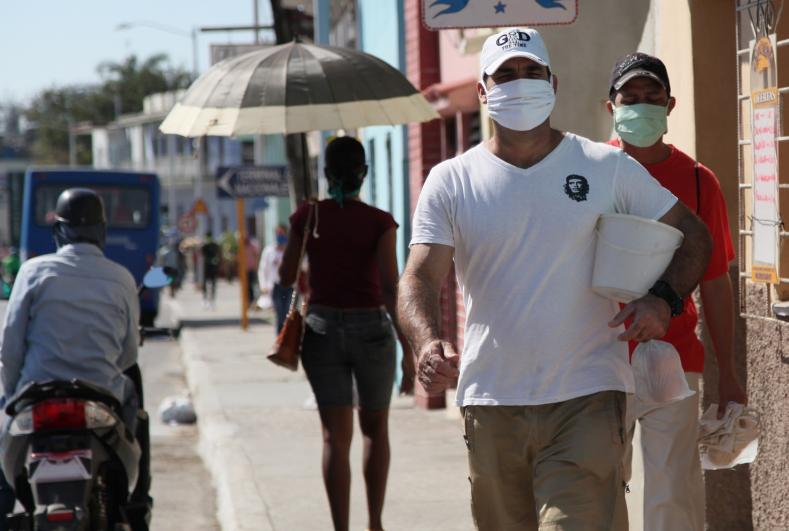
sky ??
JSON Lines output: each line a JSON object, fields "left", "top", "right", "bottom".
{"left": 0, "top": 0, "right": 276, "bottom": 104}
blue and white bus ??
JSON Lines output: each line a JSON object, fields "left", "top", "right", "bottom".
{"left": 20, "top": 168, "right": 161, "bottom": 325}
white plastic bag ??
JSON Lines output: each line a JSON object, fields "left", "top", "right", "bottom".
{"left": 256, "top": 293, "right": 272, "bottom": 310}
{"left": 631, "top": 340, "right": 695, "bottom": 404}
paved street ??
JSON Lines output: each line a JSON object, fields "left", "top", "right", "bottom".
{"left": 0, "top": 299, "right": 219, "bottom": 531}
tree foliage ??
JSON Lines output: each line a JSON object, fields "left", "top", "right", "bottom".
{"left": 97, "top": 53, "right": 193, "bottom": 116}
{"left": 25, "top": 53, "right": 192, "bottom": 164}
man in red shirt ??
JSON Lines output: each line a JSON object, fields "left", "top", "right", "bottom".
{"left": 607, "top": 53, "right": 747, "bottom": 530}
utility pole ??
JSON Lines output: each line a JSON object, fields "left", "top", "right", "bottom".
{"left": 68, "top": 120, "right": 77, "bottom": 167}
{"left": 253, "top": 0, "right": 261, "bottom": 44}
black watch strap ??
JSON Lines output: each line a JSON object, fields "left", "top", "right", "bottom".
{"left": 648, "top": 280, "right": 684, "bottom": 317}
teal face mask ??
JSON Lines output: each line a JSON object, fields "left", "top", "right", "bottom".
{"left": 328, "top": 183, "right": 362, "bottom": 208}
{"left": 613, "top": 103, "right": 668, "bottom": 148}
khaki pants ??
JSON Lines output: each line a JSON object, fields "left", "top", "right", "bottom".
{"left": 464, "top": 391, "right": 628, "bottom": 531}
{"left": 624, "top": 373, "right": 704, "bottom": 531}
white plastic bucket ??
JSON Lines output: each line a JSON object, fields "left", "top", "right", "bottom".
{"left": 592, "top": 213, "right": 683, "bottom": 302}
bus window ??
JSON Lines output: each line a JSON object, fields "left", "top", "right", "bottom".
{"left": 35, "top": 185, "right": 151, "bottom": 229}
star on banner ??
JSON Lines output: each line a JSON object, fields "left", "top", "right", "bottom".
{"left": 494, "top": 1, "right": 506, "bottom": 13}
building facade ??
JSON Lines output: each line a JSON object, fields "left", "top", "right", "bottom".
{"left": 88, "top": 90, "right": 290, "bottom": 241}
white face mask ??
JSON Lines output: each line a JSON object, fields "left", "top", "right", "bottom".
{"left": 484, "top": 78, "right": 556, "bottom": 131}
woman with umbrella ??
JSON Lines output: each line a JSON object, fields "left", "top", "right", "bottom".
{"left": 279, "top": 137, "right": 414, "bottom": 531}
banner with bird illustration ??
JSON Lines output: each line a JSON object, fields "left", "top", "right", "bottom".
{"left": 422, "top": 0, "right": 578, "bottom": 29}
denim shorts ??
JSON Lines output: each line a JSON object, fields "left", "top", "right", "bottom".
{"left": 301, "top": 305, "right": 396, "bottom": 410}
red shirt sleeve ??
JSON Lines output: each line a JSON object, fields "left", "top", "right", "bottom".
{"left": 697, "top": 164, "right": 735, "bottom": 281}
{"left": 377, "top": 210, "right": 398, "bottom": 238}
{"left": 289, "top": 202, "right": 310, "bottom": 238}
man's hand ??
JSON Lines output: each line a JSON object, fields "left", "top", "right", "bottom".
{"left": 609, "top": 294, "right": 671, "bottom": 342}
{"left": 717, "top": 369, "right": 747, "bottom": 419}
{"left": 417, "top": 339, "right": 460, "bottom": 394}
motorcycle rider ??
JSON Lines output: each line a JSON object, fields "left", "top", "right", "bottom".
{"left": 0, "top": 188, "right": 150, "bottom": 529}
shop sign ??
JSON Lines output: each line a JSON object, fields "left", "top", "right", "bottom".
{"left": 749, "top": 34, "right": 780, "bottom": 284}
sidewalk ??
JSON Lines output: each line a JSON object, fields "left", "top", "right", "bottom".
{"left": 164, "top": 281, "right": 472, "bottom": 531}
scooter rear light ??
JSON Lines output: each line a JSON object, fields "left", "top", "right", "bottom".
{"left": 33, "top": 399, "right": 86, "bottom": 431}
{"left": 9, "top": 400, "right": 116, "bottom": 435}
{"left": 46, "top": 509, "right": 74, "bottom": 522}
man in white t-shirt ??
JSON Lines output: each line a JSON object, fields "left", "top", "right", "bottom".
{"left": 397, "top": 28, "right": 712, "bottom": 531}
{"left": 258, "top": 224, "right": 293, "bottom": 332}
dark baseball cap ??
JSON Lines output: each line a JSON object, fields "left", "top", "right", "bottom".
{"left": 609, "top": 52, "right": 671, "bottom": 98}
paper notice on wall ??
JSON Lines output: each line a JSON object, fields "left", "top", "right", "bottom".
{"left": 750, "top": 35, "right": 780, "bottom": 284}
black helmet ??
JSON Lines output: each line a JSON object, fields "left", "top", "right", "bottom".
{"left": 55, "top": 188, "right": 106, "bottom": 226}
{"left": 52, "top": 188, "right": 107, "bottom": 250}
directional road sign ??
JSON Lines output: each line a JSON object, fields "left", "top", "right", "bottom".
{"left": 216, "top": 165, "right": 290, "bottom": 199}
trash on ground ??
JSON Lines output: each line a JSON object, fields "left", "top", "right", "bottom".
{"left": 159, "top": 395, "right": 197, "bottom": 425}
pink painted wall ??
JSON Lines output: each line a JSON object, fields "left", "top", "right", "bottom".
{"left": 439, "top": 30, "right": 483, "bottom": 84}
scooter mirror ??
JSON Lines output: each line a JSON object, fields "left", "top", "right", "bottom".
{"left": 142, "top": 267, "right": 173, "bottom": 289}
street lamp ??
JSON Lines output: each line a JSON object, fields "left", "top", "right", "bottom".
{"left": 115, "top": 21, "right": 198, "bottom": 79}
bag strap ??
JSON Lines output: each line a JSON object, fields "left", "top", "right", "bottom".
{"left": 288, "top": 201, "right": 315, "bottom": 313}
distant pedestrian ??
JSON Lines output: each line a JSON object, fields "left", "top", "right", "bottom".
{"left": 201, "top": 232, "right": 221, "bottom": 308}
{"left": 258, "top": 224, "right": 292, "bottom": 332}
{"left": 158, "top": 237, "right": 185, "bottom": 297}
{"left": 244, "top": 236, "right": 259, "bottom": 308}
{"left": 220, "top": 231, "right": 238, "bottom": 281}
{"left": 398, "top": 28, "right": 712, "bottom": 530}
{"left": 1, "top": 248, "right": 20, "bottom": 286}
{"left": 279, "top": 136, "right": 414, "bottom": 531}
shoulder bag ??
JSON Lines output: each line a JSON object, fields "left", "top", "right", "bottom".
{"left": 266, "top": 202, "right": 314, "bottom": 371}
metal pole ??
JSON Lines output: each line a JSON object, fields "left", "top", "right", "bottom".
{"left": 314, "top": 0, "right": 331, "bottom": 197}
{"left": 253, "top": 0, "right": 260, "bottom": 44}
{"left": 236, "top": 198, "right": 250, "bottom": 330}
{"left": 300, "top": 132, "right": 311, "bottom": 199}
{"left": 191, "top": 28, "right": 199, "bottom": 78}
{"left": 168, "top": 136, "right": 177, "bottom": 226}
{"left": 68, "top": 122, "right": 77, "bottom": 167}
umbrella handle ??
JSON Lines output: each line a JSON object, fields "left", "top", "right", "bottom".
{"left": 300, "top": 132, "right": 311, "bottom": 200}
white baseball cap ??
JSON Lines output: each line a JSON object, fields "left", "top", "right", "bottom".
{"left": 480, "top": 28, "right": 551, "bottom": 80}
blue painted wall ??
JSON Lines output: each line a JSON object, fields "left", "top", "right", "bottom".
{"left": 259, "top": 135, "right": 291, "bottom": 247}
{"left": 357, "top": 0, "right": 409, "bottom": 271}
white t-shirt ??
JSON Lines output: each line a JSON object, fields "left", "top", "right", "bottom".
{"left": 258, "top": 244, "right": 283, "bottom": 290}
{"left": 410, "top": 133, "right": 678, "bottom": 406}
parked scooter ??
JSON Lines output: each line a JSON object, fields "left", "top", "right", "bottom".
{"left": 0, "top": 266, "right": 176, "bottom": 531}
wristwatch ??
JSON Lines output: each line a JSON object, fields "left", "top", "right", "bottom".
{"left": 648, "top": 281, "right": 684, "bottom": 317}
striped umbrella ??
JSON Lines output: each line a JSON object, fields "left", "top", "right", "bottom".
{"left": 159, "top": 41, "right": 439, "bottom": 137}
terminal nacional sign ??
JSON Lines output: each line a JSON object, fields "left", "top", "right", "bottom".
{"left": 422, "top": 0, "right": 578, "bottom": 29}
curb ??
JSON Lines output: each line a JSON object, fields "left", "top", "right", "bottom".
{"left": 166, "top": 299, "right": 276, "bottom": 531}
